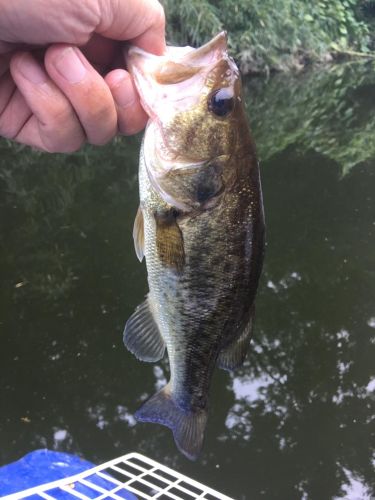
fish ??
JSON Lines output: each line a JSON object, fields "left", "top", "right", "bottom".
{"left": 124, "top": 32, "right": 265, "bottom": 460}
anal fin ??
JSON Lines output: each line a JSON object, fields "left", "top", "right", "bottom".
{"left": 123, "top": 296, "right": 165, "bottom": 362}
{"left": 217, "top": 308, "right": 254, "bottom": 371}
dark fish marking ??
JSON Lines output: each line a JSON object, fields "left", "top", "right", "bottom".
{"left": 195, "top": 161, "right": 224, "bottom": 204}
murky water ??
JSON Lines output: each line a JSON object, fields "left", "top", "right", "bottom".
{"left": 0, "top": 61, "right": 374, "bottom": 499}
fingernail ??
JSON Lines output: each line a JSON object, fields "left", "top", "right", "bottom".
{"left": 54, "top": 47, "right": 86, "bottom": 83}
{"left": 111, "top": 74, "right": 136, "bottom": 108}
{"left": 18, "top": 54, "right": 47, "bottom": 84}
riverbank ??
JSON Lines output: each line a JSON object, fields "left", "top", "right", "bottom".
{"left": 161, "top": 0, "right": 375, "bottom": 75}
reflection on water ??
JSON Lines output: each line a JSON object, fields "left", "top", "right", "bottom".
{"left": 246, "top": 60, "right": 375, "bottom": 175}
{"left": 0, "top": 62, "right": 374, "bottom": 499}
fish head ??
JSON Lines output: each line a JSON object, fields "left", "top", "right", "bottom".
{"left": 128, "top": 32, "right": 248, "bottom": 211}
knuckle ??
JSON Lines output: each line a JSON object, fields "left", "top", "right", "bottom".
{"left": 83, "top": 98, "right": 117, "bottom": 144}
{"left": 85, "top": 97, "right": 113, "bottom": 124}
{"left": 50, "top": 101, "right": 76, "bottom": 125}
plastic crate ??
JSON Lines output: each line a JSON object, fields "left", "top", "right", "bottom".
{"left": 0, "top": 452, "right": 234, "bottom": 500}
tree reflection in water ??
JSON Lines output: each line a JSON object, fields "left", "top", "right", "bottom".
{"left": 0, "top": 63, "right": 374, "bottom": 500}
{"left": 221, "top": 150, "right": 375, "bottom": 499}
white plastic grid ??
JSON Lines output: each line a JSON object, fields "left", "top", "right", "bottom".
{"left": 0, "top": 453, "right": 234, "bottom": 500}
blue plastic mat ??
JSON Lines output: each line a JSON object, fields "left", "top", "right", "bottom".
{"left": 0, "top": 449, "right": 137, "bottom": 499}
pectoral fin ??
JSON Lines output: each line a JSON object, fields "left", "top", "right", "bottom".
{"left": 217, "top": 308, "right": 254, "bottom": 371}
{"left": 155, "top": 211, "right": 185, "bottom": 272}
{"left": 123, "top": 296, "right": 165, "bottom": 362}
{"left": 133, "top": 206, "right": 144, "bottom": 262}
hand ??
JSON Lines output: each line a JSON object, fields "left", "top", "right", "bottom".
{"left": 0, "top": 0, "right": 165, "bottom": 152}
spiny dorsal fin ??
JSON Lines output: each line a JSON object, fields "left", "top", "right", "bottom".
{"left": 123, "top": 296, "right": 165, "bottom": 362}
{"left": 135, "top": 383, "right": 208, "bottom": 461}
{"left": 155, "top": 211, "right": 185, "bottom": 272}
{"left": 133, "top": 206, "right": 144, "bottom": 262}
{"left": 217, "top": 308, "right": 254, "bottom": 371}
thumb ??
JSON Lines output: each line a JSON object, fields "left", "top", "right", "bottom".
{"left": 97, "top": 0, "right": 166, "bottom": 55}
{"left": 0, "top": 0, "right": 166, "bottom": 55}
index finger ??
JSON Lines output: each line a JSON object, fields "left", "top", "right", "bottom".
{"left": 97, "top": 0, "right": 166, "bottom": 55}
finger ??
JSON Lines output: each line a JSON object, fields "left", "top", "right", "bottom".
{"left": 9, "top": 51, "right": 85, "bottom": 152}
{"left": 0, "top": 42, "right": 15, "bottom": 55}
{"left": 0, "top": 88, "right": 31, "bottom": 139}
{"left": 0, "top": 55, "right": 11, "bottom": 78}
{"left": 1, "top": 0, "right": 165, "bottom": 56}
{"left": 97, "top": 0, "right": 166, "bottom": 55}
{"left": 0, "top": 0, "right": 98, "bottom": 46}
{"left": 0, "top": 71, "right": 15, "bottom": 115}
{"left": 105, "top": 69, "right": 148, "bottom": 135}
{"left": 45, "top": 44, "right": 117, "bottom": 145}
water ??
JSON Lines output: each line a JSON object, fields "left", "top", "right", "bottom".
{"left": 0, "top": 61, "right": 374, "bottom": 500}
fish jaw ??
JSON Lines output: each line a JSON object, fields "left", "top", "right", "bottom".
{"left": 127, "top": 32, "right": 231, "bottom": 121}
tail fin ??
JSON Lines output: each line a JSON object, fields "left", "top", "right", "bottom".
{"left": 135, "top": 384, "right": 208, "bottom": 461}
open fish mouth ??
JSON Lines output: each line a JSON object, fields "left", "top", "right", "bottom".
{"left": 127, "top": 31, "right": 237, "bottom": 120}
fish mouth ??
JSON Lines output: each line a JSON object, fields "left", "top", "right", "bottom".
{"left": 127, "top": 30, "right": 228, "bottom": 77}
{"left": 127, "top": 31, "right": 232, "bottom": 120}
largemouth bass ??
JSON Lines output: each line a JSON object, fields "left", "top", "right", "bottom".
{"left": 124, "top": 32, "right": 265, "bottom": 460}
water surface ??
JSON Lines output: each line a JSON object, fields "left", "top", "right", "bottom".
{"left": 0, "top": 62, "right": 374, "bottom": 499}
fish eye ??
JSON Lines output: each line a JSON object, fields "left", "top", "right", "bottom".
{"left": 208, "top": 88, "right": 235, "bottom": 117}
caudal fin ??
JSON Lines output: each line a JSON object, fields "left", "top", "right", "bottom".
{"left": 135, "top": 384, "right": 208, "bottom": 461}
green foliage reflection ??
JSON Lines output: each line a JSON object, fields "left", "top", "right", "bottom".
{"left": 245, "top": 61, "right": 375, "bottom": 174}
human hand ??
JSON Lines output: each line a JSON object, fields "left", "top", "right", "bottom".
{"left": 0, "top": 0, "right": 165, "bottom": 152}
